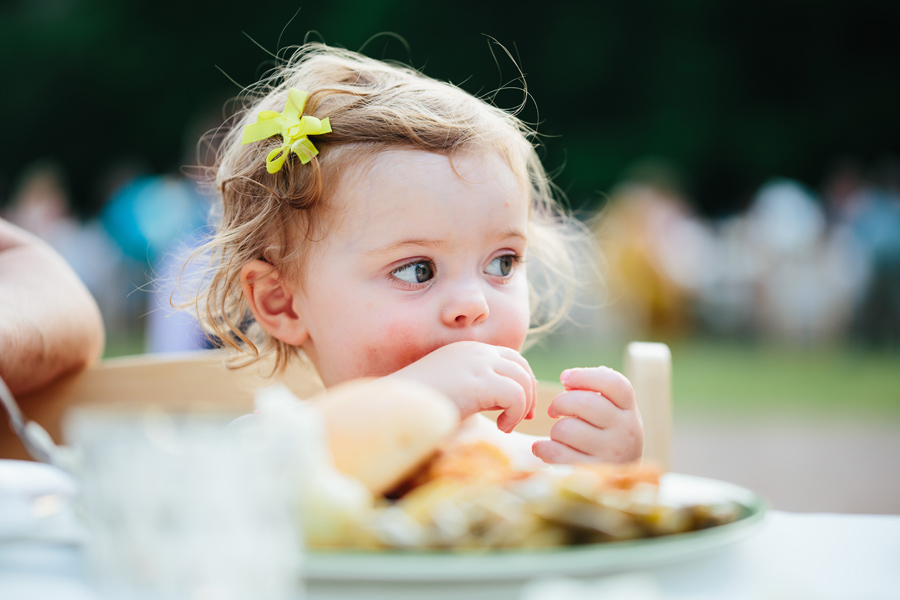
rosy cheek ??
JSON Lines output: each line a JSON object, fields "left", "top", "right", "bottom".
{"left": 362, "top": 323, "right": 431, "bottom": 376}
{"left": 495, "top": 304, "right": 530, "bottom": 351}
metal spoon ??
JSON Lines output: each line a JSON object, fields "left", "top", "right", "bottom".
{"left": 0, "top": 374, "right": 74, "bottom": 471}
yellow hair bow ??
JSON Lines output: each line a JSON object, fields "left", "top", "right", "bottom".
{"left": 240, "top": 88, "right": 332, "bottom": 173}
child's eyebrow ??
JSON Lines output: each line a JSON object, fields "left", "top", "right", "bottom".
{"left": 367, "top": 229, "right": 527, "bottom": 256}
{"left": 494, "top": 228, "right": 528, "bottom": 244}
{"left": 367, "top": 238, "right": 450, "bottom": 256}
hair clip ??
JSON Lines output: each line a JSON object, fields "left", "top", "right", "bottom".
{"left": 240, "top": 88, "right": 332, "bottom": 173}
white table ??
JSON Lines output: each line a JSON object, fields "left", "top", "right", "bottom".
{"left": 533, "top": 511, "right": 900, "bottom": 600}
{"left": 1, "top": 459, "right": 898, "bottom": 600}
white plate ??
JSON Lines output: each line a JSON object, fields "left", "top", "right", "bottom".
{"left": 305, "top": 473, "right": 767, "bottom": 582}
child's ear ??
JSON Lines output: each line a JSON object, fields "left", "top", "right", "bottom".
{"left": 240, "top": 260, "right": 308, "bottom": 345}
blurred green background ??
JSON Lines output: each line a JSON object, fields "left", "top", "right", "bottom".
{"left": 1, "top": 0, "right": 898, "bottom": 425}
{"left": 2, "top": 0, "right": 898, "bottom": 216}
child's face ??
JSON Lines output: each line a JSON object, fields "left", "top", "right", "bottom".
{"left": 292, "top": 149, "right": 531, "bottom": 386}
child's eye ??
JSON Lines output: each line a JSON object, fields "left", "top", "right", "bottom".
{"left": 485, "top": 254, "right": 518, "bottom": 277}
{"left": 392, "top": 260, "right": 435, "bottom": 284}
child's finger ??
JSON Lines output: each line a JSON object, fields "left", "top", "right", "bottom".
{"left": 548, "top": 390, "right": 619, "bottom": 429}
{"left": 495, "top": 348, "right": 537, "bottom": 419}
{"left": 531, "top": 438, "right": 594, "bottom": 464}
{"left": 560, "top": 366, "right": 635, "bottom": 409}
{"left": 489, "top": 375, "right": 529, "bottom": 433}
{"left": 548, "top": 416, "right": 610, "bottom": 456}
{"left": 549, "top": 416, "right": 639, "bottom": 462}
{"left": 526, "top": 376, "right": 536, "bottom": 421}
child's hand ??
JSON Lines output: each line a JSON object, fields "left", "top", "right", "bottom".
{"left": 388, "top": 341, "right": 537, "bottom": 433}
{"left": 532, "top": 367, "right": 644, "bottom": 464}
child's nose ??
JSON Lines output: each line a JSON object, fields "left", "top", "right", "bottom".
{"left": 441, "top": 283, "right": 489, "bottom": 328}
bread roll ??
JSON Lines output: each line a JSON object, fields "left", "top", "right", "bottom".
{"left": 311, "top": 378, "right": 459, "bottom": 495}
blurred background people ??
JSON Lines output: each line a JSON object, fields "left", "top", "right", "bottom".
{"left": 99, "top": 172, "right": 212, "bottom": 353}
{"left": 835, "top": 159, "right": 900, "bottom": 347}
{"left": 595, "top": 167, "right": 895, "bottom": 348}
{"left": 3, "top": 162, "right": 130, "bottom": 339}
{"left": 595, "top": 160, "right": 712, "bottom": 339}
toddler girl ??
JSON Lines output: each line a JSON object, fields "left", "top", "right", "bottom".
{"left": 187, "top": 43, "right": 642, "bottom": 466}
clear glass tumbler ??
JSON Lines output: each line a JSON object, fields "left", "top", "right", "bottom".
{"left": 64, "top": 406, "right": 303, "bottom": 600}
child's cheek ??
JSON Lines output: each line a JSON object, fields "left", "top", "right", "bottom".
{"left": 362, "top": 323, "right": 433, "bottom": 375}
{"left": 496, "top": 303, "right": 531, "bottom": 352}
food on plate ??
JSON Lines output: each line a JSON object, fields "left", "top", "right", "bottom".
{"left": 257, "top": 380, "right": 743, "bottom": 551}
{"left": 307, "top": 435, "right": 742, "bottom": 550}
{"left": 311, "top": 378, "right": 459, "bottom": 495}
{"left": 253, "top": 378, "right": 458, "bottom": 547}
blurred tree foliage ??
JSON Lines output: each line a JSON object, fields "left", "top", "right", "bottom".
{"left": 1, "top": 0, "right": 898, "bottom": 217}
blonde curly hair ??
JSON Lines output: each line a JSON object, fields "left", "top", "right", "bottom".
{"left": 184, "top": 43, "right": 590, "bottom": 372}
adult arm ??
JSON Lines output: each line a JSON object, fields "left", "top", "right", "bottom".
{"left": 0, "top": 218, "right": 105, "bottom": 395}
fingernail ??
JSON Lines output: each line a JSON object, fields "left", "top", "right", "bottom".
{"left": 560, "top": 369, "right": 571, "bottom": 385}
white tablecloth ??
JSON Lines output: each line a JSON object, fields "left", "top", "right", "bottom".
{"left": 1, "top": 459, "right": 898, "bottom": 600}
{"left": 519, "top": 511, "right": 900, "bottom": 600}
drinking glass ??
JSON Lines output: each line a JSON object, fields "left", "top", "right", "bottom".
{"left": 64, "top": 405, "right": 303, "bottom": 600}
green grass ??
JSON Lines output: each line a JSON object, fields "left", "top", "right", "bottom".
{"left": 102, "top": 329, "right": 146, "bottom": 359}
{"left": 524, "top": 336, "right": 900, "bottom": 422}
